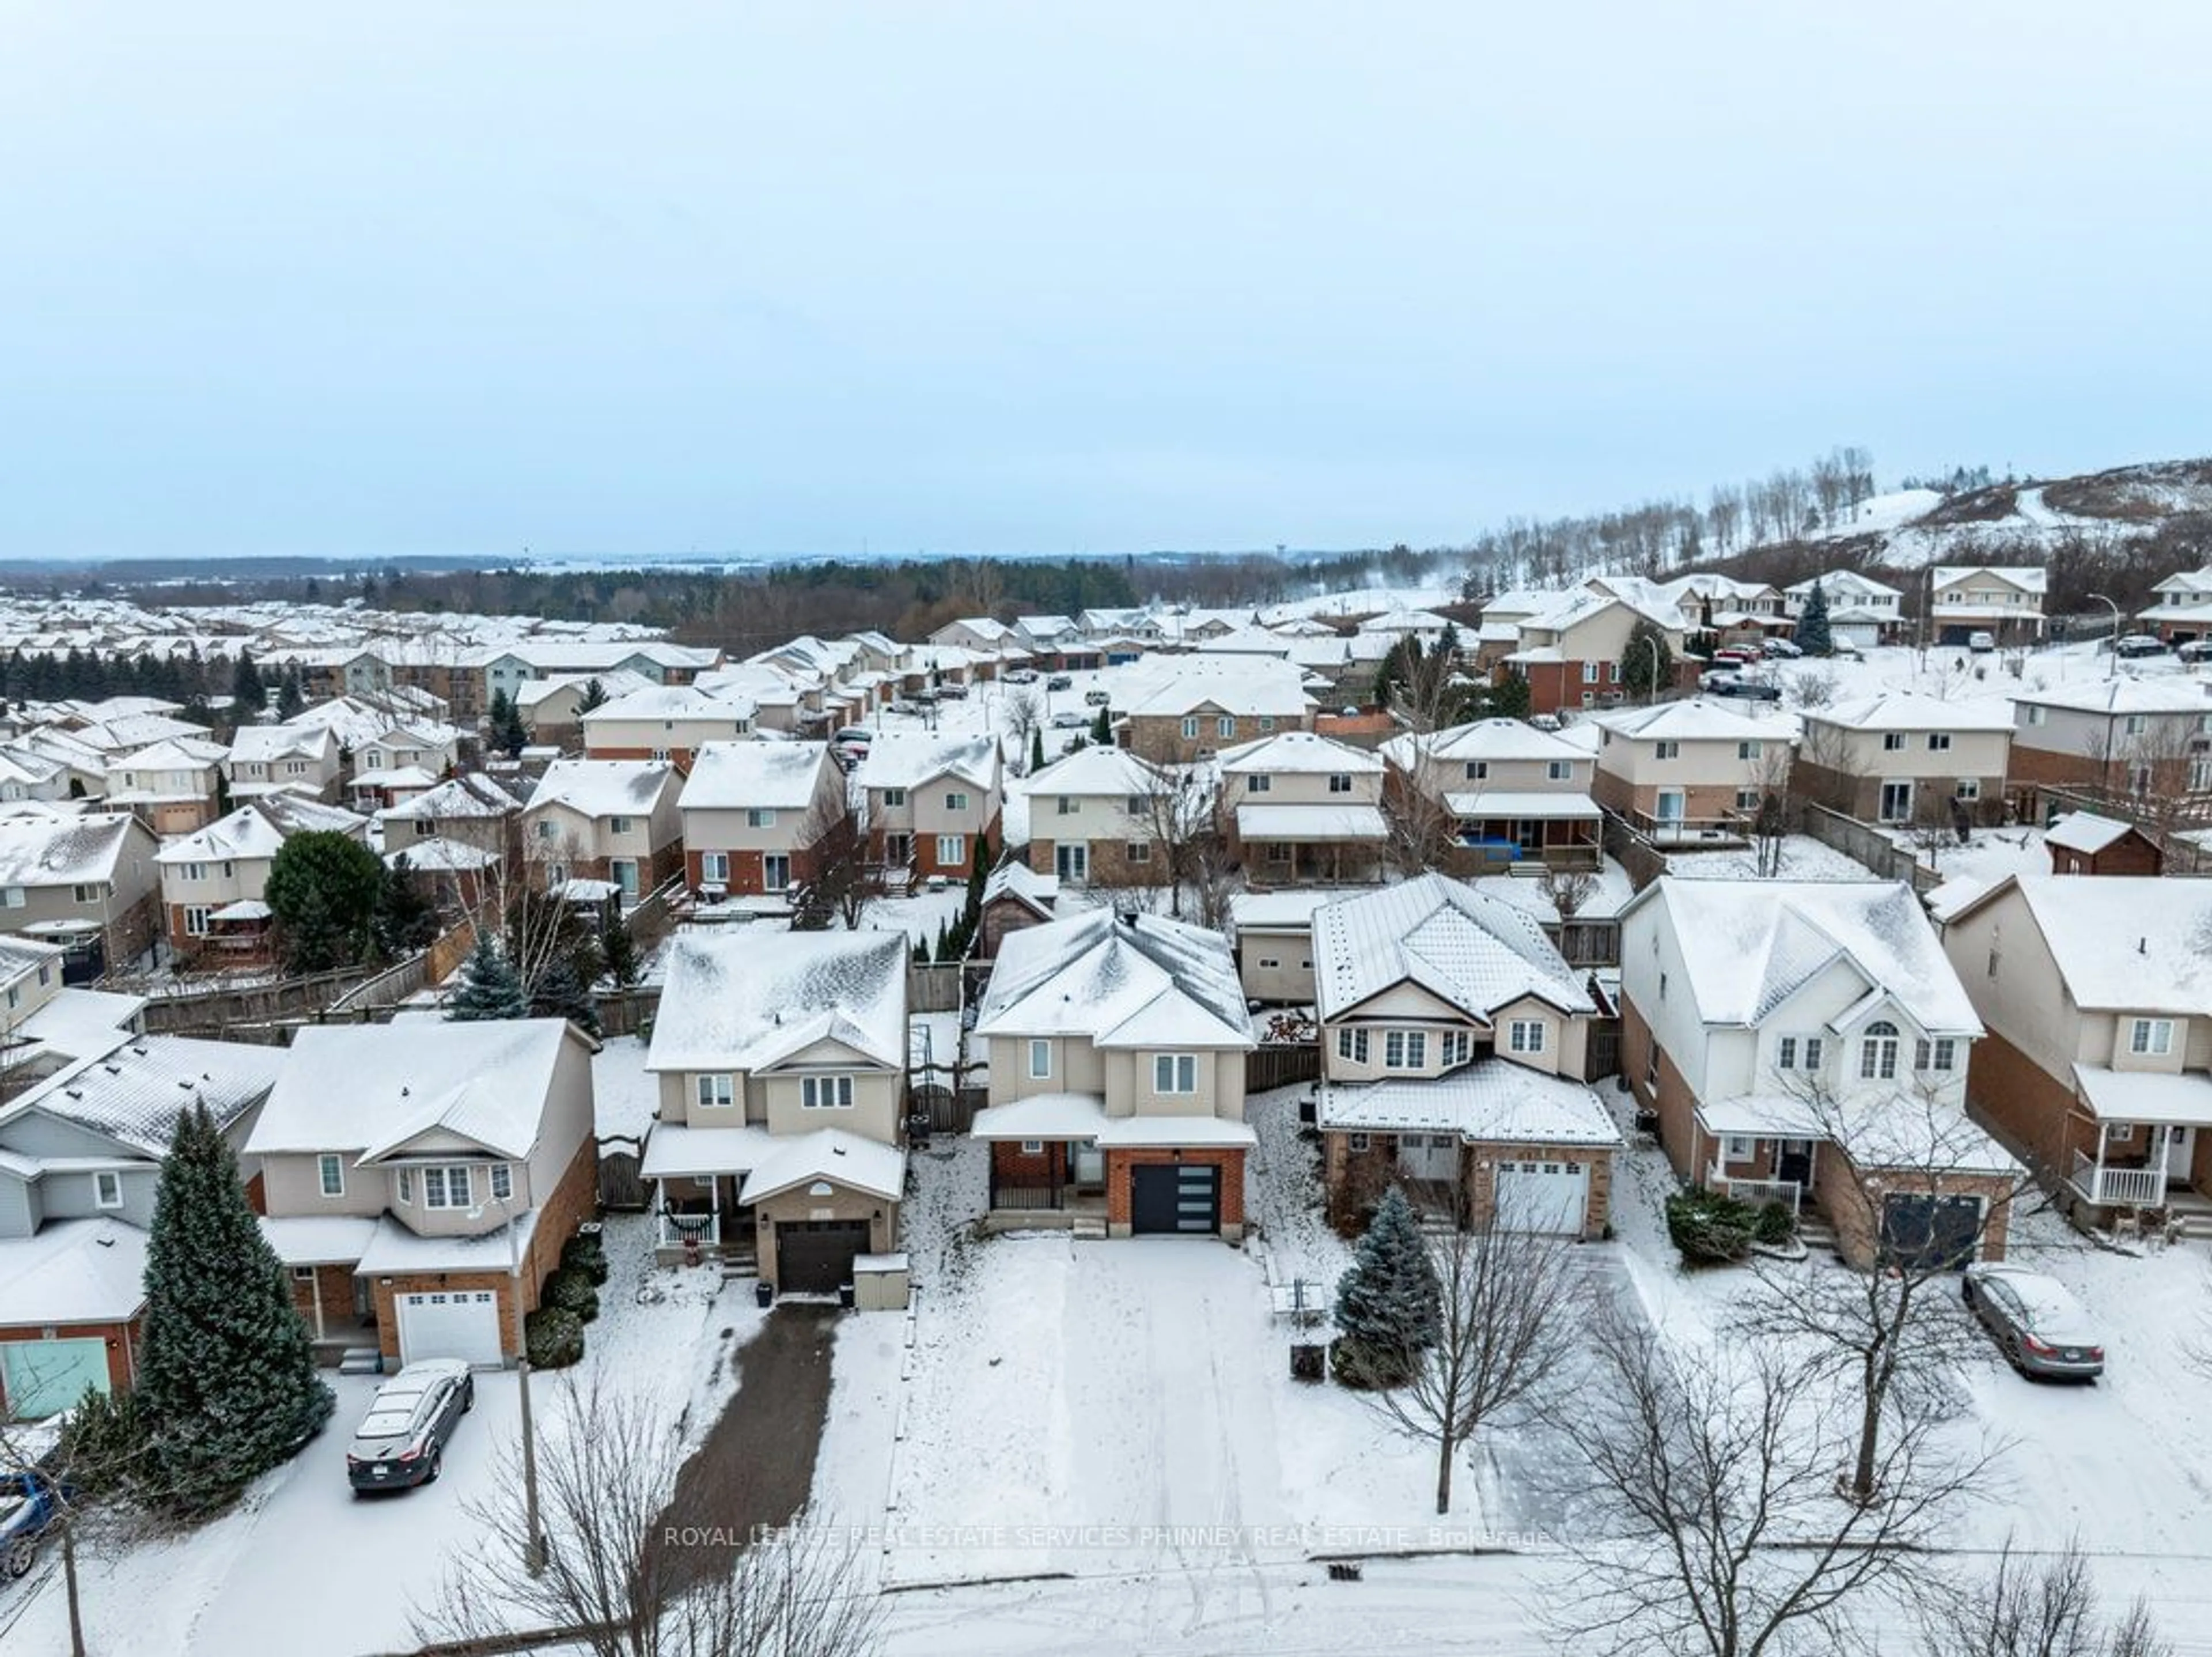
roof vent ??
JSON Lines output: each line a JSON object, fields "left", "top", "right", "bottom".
{"left": 2139, "top": 937, "right": 2148, "bottom": 955}
{"left": 400, "top": 1084, "right": 411, "bottom": 1096}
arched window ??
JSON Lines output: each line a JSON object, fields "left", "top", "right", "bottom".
{"left": 1859, "top": 1020, "right": 1899, "bottom": 1082}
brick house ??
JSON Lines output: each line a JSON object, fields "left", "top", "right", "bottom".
{"left": 1311, "top": 875, "right": 1618, "bottom": 1238}
{"left": 1021, "top": 744, "right": 1182, "bottom": 889}
{"left": 1112, "top": 660, "right": 1314, "bottom": 765}
{"left": 2006, "top": 679, "right": 2212, "bottom": 799}
{"left": 225, "top": 722, "right": 343, "bottom": 803}
{"left": 2136, "top": 565, "right": 2212, "bottom": 645}
{"left": 1381, "top": 717, "right": 1602, "bottom": 869}
{"left": 1499, "top": 592, "right": 1688, "bottom": 717}
{"left": 0, "top": 1031, "right": 280, "bottom": 1415}
{"left": 514, "top": 669, "right": 655, "bottom": 748}
{"left": 638, "top": 930, "right": 907, "bottom": 1292}
{"left": 1219, "top": 730, "right": 1387, "bottom": 886}
{"left": 1791, "top": 691, "right": 2014, "bottom": 827}
{"left": 104, "top": 736, "right": 229, "bottom": 835}
{"left": 152, "top": 795, "right": 372, "bottom": 962}
{"left": 677, "top": 740, "right": 846, "bottom": 898}
{"left": 521, "top": 758, "right": 685, "bottom": 903}
{"left": 855, "top": 735, "right": 1003, "bottom": 880}
{"left": 581, "top": 684, "right": 760, "bottom": 771}
{"left": 2043, "top": 811, "right": 2164, "bottom": 877}
{"left": 1938, "top": 876, "right": 2212, "bottom": 1230}
{"left": 969, "top": 910, "right": 1256, "bottom": 1239}
{"left": 249, "top": 1019, "right": 601, "bottom": 1370}
{"left": 1589, "top": 698, "right": 1791, "bottom": 841}
{"left": 1621, "top": 876, "right": 2018, "bottom": 1269}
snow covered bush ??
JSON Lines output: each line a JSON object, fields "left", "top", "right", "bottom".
{"left": 545, "top": 1268, "right": 600, "bottom": 1325}
{"left": 526, "top": 1306, "right": 586, "bottom": 1370}
{"left": 560, "top": 1231, "right": 610, "bottom": 1287}
{"left": 1664, "top": 1187, "right": 1761, "bottom": 1265}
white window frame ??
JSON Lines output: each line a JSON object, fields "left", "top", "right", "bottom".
{"left": 421, "top": 1163, "right": 475, "bottom": 1210}
{"left": 944, "top": 790, "right": 970, "bottom": 812}
{"left": 746, "top": 808, "right": 777, "bottom": 829}
{"left": 1247, "top": 774, "right": 1272, "bottom": 793}
{"left": 94, "top": 1170, "right": 124, "bottom": 1209}
{"left": 1926, "top": 732, "right": 1953, "bottom": 752}
{"left": 1181, "top": 717, "right": 1200, "bottom": 739}
{"left": 883, "top": 787, "right": 907, "bottom": 807}
{"left": 1336, "top": 1027, "right": 1369, "bottom": 1065}
{"left": 317, "top": 1153, "right": 346, "bottom": 1198}
{"left": 1724, "top": 1135, "right": 1755, "bottom": 1162}
{"left": 935, "top": 834, "right": 966, "bottom": 867}
{"left": 184, "top": 905, "right": 213, "bottom": 937}
{"left": 1153, "top": 1053, "right": 1199, "bottom": 1094}
{"left": 801, "top": 1074, "right": 856, "bottom": 1109}
{"left": 1508, "top": 1020, "right": 1546, "bottom": 1055}
{"left": 1216, "top": 714, "right": 1235, "bottom": 739}
{"left": 1028, "top": 1039, "right": 1052, "bottom": 1079}
{"left": 2130, "top": 1018, "right": 2175, "bottom": 1057}
{"left": 695, "top": 1073, "right": 736, "bottom": 1109}
{"left": 490, "top": 1163, "right": 513, "bottom": 1201}
{"left": 1654, "top": 740, "right": 1679, "bottom": 761}
{"left": 699, "top": 851, "right": 729, "bottom": 883}
{"left": 1859, "top": 1021, "right": 1900, "bottom": 1081}
{"left": 1327, "top": 773, "right": 1353, "bottom": 795}
{"left": 1882, "top": 732, "right": 1906, "bottom": 752}
{"left": 1546, "top": 761, "right": 1572, "bottom": 781}
{"left": 397, "top": 1167, "right": 413, "bottom": 1205}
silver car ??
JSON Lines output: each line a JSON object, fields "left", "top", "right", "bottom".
{"left": 1961, "top": 1264, "right": 2104, "bottom": 1380}
{"left": 346, "top": 1359, "right": 475, "bottom": 1491}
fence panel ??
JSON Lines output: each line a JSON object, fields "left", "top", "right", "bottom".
{"left": 1246, "top": 1043, "right": 1320, "bottom": 1093}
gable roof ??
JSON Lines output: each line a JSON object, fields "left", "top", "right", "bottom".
{"left": 679, "top": 742, "right": 835, "bottom": 812}
{"left": 646, "top": 930, "right": 908, "bottom": 1074}
{"left": 228, "top": 723, "right": 338, "bottom": 765}
{"left": 1380, "top": 717, "right": 1587, "bottom": 768}
{"left": 1933, "top": 565, "right": 2049, "bottom": 595}
{"left": 1017, "top": 744, "right": 1169, "bottom": 799}
{"left": 0, "top": 813, "right": 146, "bottom": 889}
{"left": 1809, "top": 691, "right": 2015, "bottom": 734}
{"left": 1952, "top": 875, "right": 2212, "bottom": 1013}
{"left": 247, "top": 1019, "right": 582, "bottom": 1160}
{"left": 2044, "top": 811, "right": 2141, "bottom": 856}
{"left": 1312, "top": 873, "right": 1593, "bottom": 1022}
{"left": 1218, "top": 729, "right": 1381, "bottom": 774}
{"left": 525, "top": 758, "right": 680, "bottom": 821}
{"left": 1589, "top": 698, "right": 1785, "bottom": 743}
{"left": 974, "top": 910, "right": 1253, "bottom": 1049}
{"left": 855, "top": 735, "right": 1001, "bottom": 793}
{"left": 7, "top": 1035, "right": 285, "bottom": 1156}
{"left": 1630, "top": 876, "right": 1980, "bottom": 1031}
{"left": 2010, "top": 678, "right": 2210, "bottom": 717}
{"left": 380, "top": 772, "right": 522, "bottom": 822}
{"left": 0, "top": 1219, "right": 149, "bottom": 1327}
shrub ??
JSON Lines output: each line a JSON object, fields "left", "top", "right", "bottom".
{"left": 560, "top": 1232, "right": 610, "bottom": 1287}
{"left": 1665, "top": 1187, "right": 1761, "bottom": 1265}
{"left": 545, "top": 1268, "right": 600, "bottom": 1324}
{"left": 525, "top": 1306, "right": 586, "bottom": 1369}
{"left": 1329, "top": 1336, "right": 1414, "bottom": 1391}
{"left": 1754, "top": 1200, "right": 1797, "bottom": 1246}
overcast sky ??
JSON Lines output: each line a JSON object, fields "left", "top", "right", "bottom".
{"left": 3, "top": 3, "right": 2207, "bottom": 562}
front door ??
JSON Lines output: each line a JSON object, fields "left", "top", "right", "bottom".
{"left": 1055, "top": 842, "right": 1089, "bottom": 883}
{"left": 1777, "top": 1138, "right": 1815, "bottom": 1186}
{"left": 1071, "top": 1142, "right": 1105, "bottom": 1187}
{"left": 2167, "top": 1125, "right": 2196, "bottom": 1185}
{"left": 1879, "top": 781, "right": 1914, "bottom": 823}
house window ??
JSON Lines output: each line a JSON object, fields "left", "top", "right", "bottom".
{"left": 1348, "top": 1133, "right": 1370, "bottom": 1152}
{"left": 1247, "top": 774, "right": 1272, "bottom": 793}
{"left": 2025, "top": 706, "right": 2047, "bottom": 727}
{"left": 397, "top": 1168, "right": 413, "bottom": 1205}
{"left": 1256, "top": 956, "right": 1281, "bottom": 970}
{"left": 1181, "top": 717, "right": 1200, "bottom": 739}
{"left": 184, "top": 861, "right": 207, "bottom": 880}
{"left": 1327, "top": 774, "right": 1353, "bottom": 795}
{"left": 651, "top": 747, "right": 671, "bottom": 762}
{"left": 1056, "top": 796, "right": 1074, "bottom": 816}
{"left": 73, "top": 884, "right": 99, "bottom": 904}
{"left": 609, "top": 816, "right": 633, "bottom": 835}
{"left": 1777, "top": 1036, "right": 1797, "bottom": 1070}
{"left": 2123, "top": 714, "right": 2147, "bottom": 737}
{"left": 2130, "top": 1018, "right": 2175, "bottom": 1057}
{"left": 490, "top": 1164, "right": 513, "bottom": 1201}
{"left": 1337, "top": 1028, "right": 1369, "bottom": 1065}
{"left": 1738, "top": 741, "right": 1761, "bottom": 760}
{"left": 1266, "top": 842, "right": 1291, "bottom": 862}
{"left": 1547, "top": 761, "right": 1572, "bottom": 782}
{"left": 936, "top": 834, "right": 966, "bottom": 867}
{"left": 1444, "top": 1030, "right": 1472, "bottom": 1066}
{"left": 1955, "top": 779, "right": 1981, "bottom": 801}
{"left": 1153, "top": 1054, "right": 1199, "bottom": 1094}
{"left": 1217, "top": 716, "right": 1235, "bottom": 739}
{"left": 2105, "top": 1121, "right": 2133, "bottom": 1144}
{"left": 884, "top": 788, "right": 907, "bottom": 807}
{"left": 1883, "top": 733, "right": 1906, "bottom": 752}
{"left": 535, "top": 820, "right": 558, "bottom": 839}
{"left": 184, "top": 906, "right": 213, "bottom": 937}
{"left": 1654, "top": 741, "right": 1679, "bottom": 761}
{"left": 1028, "top": 1039, "right": 1052, "bottom": 1079}
{"left": 747, "top": 808, "right": 777, "bottom": 828}
{"left": 1508, "top": 1020, "right": 1546, "bottom": 1054}
{"left": 1926, "top": 732, "right": 1952, "bottom": 752}
{"left": 1259, "top": 716, "right": 1276, "bottom": 732}
{"left": 94, "top": 1171, "right": 123, "bottom": 1209}
{"left": 1020, "top": 1140, "right": 1044, "bottom": 1155}
{"left": 318, "top": 1153, "right": 345, "bottom": 1198}
{"left": 1466, "top": 762, "right": 1489, "bottom": 781}
{"left": 1724, "top": 1136, "right": 1754, "bottom": 1162}
{"left": 1735, "top": 789, "right": 1760, "bottom": 811}
{"left": 0, "top": 888, "right": 22, "bottom": 909}
{"left": 802, "top": 1075, "right": 855, "bottom": 1109}
{"left": 1859, "top": 1020, "right": 1900, "bottom": 1081}
{"left": 1125, "top": 796, "right": 1147, "bottom": 816}
{"left": 699, "top": 852, "right": 729, "bottom": 883}
{"left": 1384, "top": 1031, "right": 1427, "bottom": 1069}
{"left": 1126, "top": 841, "right": 1151, "bottom": 863}
{"left": 695, "top": 1074, "right": 736, "bottom": 1109}
{"left": 422, "top": 1165, "right": 476, "bottom": 1209}
{"left": 945, "top": 791, "right": 970, "bottom": 812}
{"left": 1914, "top": 1037, "right": 1958, "bottom": 1073}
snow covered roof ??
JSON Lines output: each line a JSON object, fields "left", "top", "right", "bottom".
{"left": 0, "top": 812, "right": 145, "bottom": 890}
{"left": 1809, "top": 692, "right": 2015, "bottom": 734}
{"left": 855, "top": 735, "right": 1001, "bottom": 793}
{"left": 1017, "top": 743, "right": 1169, "bottom": 799}
{"left": 1318, "top": 1062, "right": 1620, "bottom": 1147}
{"left": 646, "top": 929, "right": 908, "bottom": 1075}
{"left": 525, "top": 758, "right": 679, "bottom": 821}
{"left": 13, "top": 986, "right": 145, "bottom": 1069}
{"left": 1589, "top": 699, "right": 1785, "bottom": 744}
{"left": 357, "top": 1209, "right": 540, "bottom": 1276}
{"left": 151, "top": 803, "right": 288, "bottom": 865}
{"left": 227, "top": 722, "right": 337, "bottom": 765}
{"left": 1784, "top": 570, "right": 1903, "bottom": 600}
{"left": 2044, "top": 812, "right": 2139, "bottom": 855}
{"left": 1094, "top": 1115, "right": 1257, "bottom": 1149}
{"left": 969, "top": 1092, "right": 1108, "bottom": 1141}
{"left": 1933, "top": 565, "right": 2049, "bottom": 595}
{"left": 1961, "top": 876, "right": 2212, "bottom": 1013}
{"left": 7, "top": 1035, "right": 283, "bottom": 1156}
{"left": 581, "top": 683, "right": 759, "bottom": 725}
{"left": 1312, "top": 874, "right": 1593, "bottom": 1023}
{"left": 2072, "top": 1064, "right": 2212, "bottom": 1128}
{"left": 0, "top": 1219, "right": 147, "bottom": 1328}
{"left": 1628, "top": 877, "right": 1981, "bottom": 1032}
{"left": 738, "top": 1129, "right": 907, "bottom": 1205}
{"left": 679, "top": 741, "right": 834, "bottom": 811}
{"left": 209, "top": 899, "right": 271, "bottom": 922}
{"left": 1230, "top": 888, "right": 1372, "bottom": 930}
{"left": 982, "top": 861, "right": 1059, "bottom": 916}
{"left": 257, "top": 1215, "right": 380, "bottom": 1267}
{"left": 1235, "top": 803, "right": 1388, "bottom": 842}
{"left": 974, "top": 910, "right": 1254, "bottom": 1049}
{"left": 248, "top": 1020, "right": 582, "bottom": 1160}
{"left": 1381, "top": 717, "right": 1588, "bottom": 769}
{"left": 1218, "top": 730, "right": 1381, "bottom": 774}
{"left": 632, "top": 1122, "right": 774, "bottom": 1180}
{"left": 380, "top": 772, "right": 521, "bottom": 822}
{"left": 1115, "top": 659, "right": 1315, "bottom": 719}
{"left": 2010, "top": 678, "right": 2210, "bottom": 717}
{"left": 1697, "top": 1092, "right": 2017, "bottom": 1172}
{"left": 513, "top": 668, "right": 656, "bottom": 712}
{"left": 386, "top": 836, "right": 498, "bottom": 872}
{"left": 1444, "top": 791, "right": 1600, "bottom": 821}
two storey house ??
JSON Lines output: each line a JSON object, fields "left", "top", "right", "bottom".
{"left": 1792, "top": 692, "right": 2014, "bottom": 827}
{"left": 677, "top": 740, "right": 846, "bottom": 899}
{"left": 1381, "top": 717, "right": 1601, "bottom": 868}
{"left": 856, "top": 736, "right": 1003, "bottom": 880}
{"left": 1219, "top": 730, "right": 1385, "bottom": 886}
{"left": 521, "top": 758, "right": 684, "bottom": 903}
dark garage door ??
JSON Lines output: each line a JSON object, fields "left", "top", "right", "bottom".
{"left": 775, "top": 1220, "right": 870, "bottom": 1294}
{"left": 1130, "top": 1164, "right": 1219, "bottom": 1235}
{"left": 1880, "top": 1194, "right": 1983, "bottom": 1270}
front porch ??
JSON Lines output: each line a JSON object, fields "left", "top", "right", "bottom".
{"left": 971, "top": 1093, "right": 1112, "bottom": 1228}
{"left": 2067, "top": 1065, "right": 2212, "bottom": 1219}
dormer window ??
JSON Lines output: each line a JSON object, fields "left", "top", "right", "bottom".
{"left": 1859, "top": 1020, "right": 1900, "bottom": 1081}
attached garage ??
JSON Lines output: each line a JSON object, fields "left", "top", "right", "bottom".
{"left": 1130, "top": 1163, "right": 1221, "bottom": 1234}
{"left": 0, "top": 1337, "right": 112, "bottom": 1420}
{"left": 1397, "top": 1133, "right": 1460, "bottom": 1183}
{"left": 774, "top": 1221, "right": 871, "bottom": 1294}
{"left": 1880, "top": 1194, "right": 1983, "bottom": 1271}
{"left": 394, "top": 1289, "right": 504, "bottom": 1367}
{"left": 1494, "top": 1157, "right": 1592, "bottom": 1235}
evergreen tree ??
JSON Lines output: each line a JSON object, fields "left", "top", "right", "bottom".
{"left": 964, "top": 832, "right": 991, "bottom": 931}
{"left": 599, "top": 913, "right": 642, "bottom": 989}
{"left": 264, "top": 830, "right": 387, "bottom": 973}
{"left": 448, "top": 932, "right": 529, "bottom": 1021}
{"left": 1485, "top": 672, "right": 1532, "bottom": 721}
{"left": 371, "top": 854, "right": 440, "bottom": 958}
{"left": 275, "top": 664, "right": 305, "bottom": 721}
{"left": 487, "top": 690, "right": 527, "bottom": 756}
{"left": 577, "top": 677, "right": 609, "bottom": 713}
{"left": 1332, "top": 1186, "right": 1442, "bottom": 1388}
{"left": 1619, "top": 618, "right": 1675, "bottom": 701}
{"left": 231, "top": 649, "right": 264, "bottom": 712}
{"left": 1089, "top": 703, "right": 1112, "bottom": 744}
{"left": 529, "top": 954, "right": 601, "bottom": 1035}
{"left": 137, "top": 1102, "right": 334, "bottom": 1519}
{"left": 1028, "top": 724, "right": 1046, "bottom": 775}
{"left": 1795, "top": 580, "right": 1834, "bottom": 657}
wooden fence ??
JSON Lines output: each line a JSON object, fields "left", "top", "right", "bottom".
{"left": 1246, "top": 1043, "right": 1321, "bottom": 1094}
{"left": 1794, "top": 804, "right": 1941, "bottom": 894}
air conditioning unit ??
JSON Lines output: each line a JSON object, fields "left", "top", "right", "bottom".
{"left": 698, "top": 882, "right": 727, "bottom": 902}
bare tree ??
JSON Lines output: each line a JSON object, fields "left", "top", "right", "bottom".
{"left": 1744, "top": 740, "right": 1795, "bottom": 878}
{"left": 1537, "top": 864, "right": 1596, "bottom": 924}
{"left": 1001, "top": 686, "right": 1044, "bottom": 773}
{"left": 1920, "top": 1542, "right": 2169, "bottom": 1657}
{"left": 414, "top": 1373, "right": 881, "bottom": 1657}
{"left": 1792, "top": 712, "right": 1866, "bottom": 818}
{"left": 1364, "top": 1197, "right": 1581, "bottom": 1515}
{"left": 1786, "top": 667, "right": 1838, "bottom": 712}
{"left": 1548, "top": 1315, "right": 1981, "bottom": 1657}
{"left": 793, "top": 793, "right": 880, "bottom": 930}
{"left": 1122, "top": 765, "right": 1218, "bottom": 920}
{"left": 1382, "top": 733, "right": 1461, "bottom": 875}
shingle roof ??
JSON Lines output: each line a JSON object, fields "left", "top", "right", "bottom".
{"left": 1312, "top": 874, "right": 1593, "bottom": 1022}
{"left": 855, "top": 735, "right": 1001, "bottom": 793}
{"left": 974, "top": 910, "right": 1253, "bottom": 1049}
{"left": 525, "top": 758, "right": 679, "bottom": 820}
{"left": 1218, "top": 731, "right": 1382, "bottom": 774}
{"left": 679, "top": 742, "right": 835, "bottom": 811}
{"left": 9, "top": 1035, "right": 285, "bottom": 1156}
{"left": 0, "top": 813, "right": 142, "bottom": 888}
{"left": 646, "top": 930, "right": 909, "bottom": 1074}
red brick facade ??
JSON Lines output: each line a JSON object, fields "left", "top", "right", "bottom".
{"left": 0, "top": 1321, "right": 138, "bottom": 1410}
{"left": 1319, "top": 1130, "right": 1612, "bottom": 1239}
{"left": 685, "top": 843, "right": 823, "bottom": 897}
{"left": 1104, "top": 1146, "right": 1247, "bottom": 1238}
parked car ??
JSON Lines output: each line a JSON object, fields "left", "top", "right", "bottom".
{"left": 1710, "top": 646, "right": 1758, "bottom": 666}
{"left": 1707, "top": 675, "right": 1782, "bottom": 702}
{"left": 1003, "top": 668, "right": 1040, "bottom": 684}
{"left": 1831, "top": 638, "right": 1863, "bottom": 660}
{"left": 1967, "top": 631, "right": 1997, "bottom": 653}
{"left": 1050, "top": 711, "right": 1090, "bottom": 729}
{"left": 1045, "top": 674, "right": 1073, "bottom": 691}
{"left": 889, "top": 699, "right": 926, "bottom": 717}
{"left": 1760, "top": 637, "right": 1803, "bottom": 659}
{"left": 935, "top": 682, "right": 969, "bottom": 699}
{"left": 832, "top": 727, "right": 873, "bottom": 746}
{"left": 1, "top": 1458, "right": 63, "bottom": 1579}
{"left": 2114, "top": 634, "right": 2167, "bottom": 659}
{"left": 1528, "top": 713, "right": 1562, "bottom": 731}
{"left": 1083, "top": 688, "right": 1111, "bottom": 706}
{"left": 347, "top": 1359, "right": 475, "bottom": 1492}
{"left": 2179, "top": 639, "right": 2212, "bottom": 663}
{"left": 1961, "top": 1264, "right": 2103, "bottom": 1380}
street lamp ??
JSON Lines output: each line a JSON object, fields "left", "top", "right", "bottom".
{"left": 471, "top": 1189, "right": 544, "bottom": 1576}
{"left": 1640, "top": 634, "right": 1664, "bottom": 706}
{"left": 2086, "top": 592, "right": 2122, "bottom": 680}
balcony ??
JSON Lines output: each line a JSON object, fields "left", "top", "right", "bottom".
{"left": 2070, "top": 1149, "right": 2166, "bottom": 1209}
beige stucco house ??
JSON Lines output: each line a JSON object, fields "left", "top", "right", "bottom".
{"left": 1589, "top": 698, "right": 1791, "bottom": 839}
{"left": 522, "top": 758, "right": 685, "bottom": 902}
{"left": 1218, "top": 729, "right": 1386, "bottom": 886}
{"left": 1792, "top": 691, "right": 2014, "bottom": 826}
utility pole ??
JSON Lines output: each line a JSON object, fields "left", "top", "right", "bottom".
{"left": 2087, "top": 593, "right": 2122, "bottom": 680}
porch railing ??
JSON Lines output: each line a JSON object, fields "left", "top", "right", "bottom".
{"left": 1707, "top": 1166, "right": 1803, "bottom": 1216}
{"left": 987, "top": 1179, "right": 1067, "bottom": 1213}
{"left": 2071, "top": 1150, "right": 2166, "bottom": 1208}
{"left": 658, "top": 1209, "right": 722, "bottom": 1250}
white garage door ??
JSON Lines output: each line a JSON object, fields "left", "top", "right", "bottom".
{"left": 1494, "top": 1157, "right": 1590, "bottom": 1234}
{"left": 395, "top": 1289, "right": 503, "bottom": 1367}
{"left": 1397, "top": 1133, "right": 1460, "bottom": 1182}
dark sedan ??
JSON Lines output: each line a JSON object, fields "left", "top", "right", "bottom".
{"left": 1962, "top": 1264, "right": 2104, "bottom": 1380}
{"left": 346, "top": 1359, "right": 475, "bottom": 1492}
